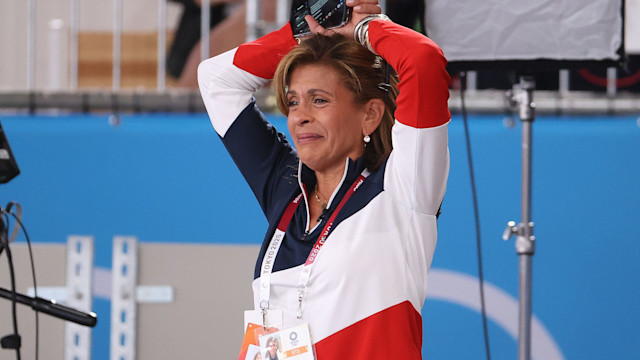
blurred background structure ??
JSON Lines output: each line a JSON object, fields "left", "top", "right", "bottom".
{"left": 0, "top": 1, "right": 639, "bottom": 360}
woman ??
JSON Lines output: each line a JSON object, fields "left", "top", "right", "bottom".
{"left": 198, "top": 0, "right": 450, "bottom": 358}
{"left": 263, "top": 336, "right": 280, "bottom": 360}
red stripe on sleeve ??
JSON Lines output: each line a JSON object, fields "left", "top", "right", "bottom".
{"left": 369, "top": 21, "right": 451, "bottom": 128}
{"left": 233, "top": 24, "right": 299, "bottom": 79}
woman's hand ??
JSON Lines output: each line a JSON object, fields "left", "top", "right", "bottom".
{"left": 304, "top": 0, "right": 382, "bottom": 39}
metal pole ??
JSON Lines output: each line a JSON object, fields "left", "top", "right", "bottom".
{"left": 518, "top": 251, "right": 533, "bottom": 359}
{"left": 607, "top": 67, "right": 617, "bottom": 97}
{"left": 466, "top": 71, "right": 478, "bottom": 93}
{"left": 157, "top": 0, "right": 167, "bottom": 91}
{"left": 559, "top": 69, "right": 570, "bottom": 96}
{"left": 200, "top": 0, "right": 210, "bottom": 61}
{"left": 246, "top": 0, "right": 259, "bottom": 42}
{"left": 113, "top": 0, "right": 122, "bottom": 90}
{"left": 519, "top": 79, "right": 533, "bottom": 228}
{"left": 48, "top": 19, "right": 65, "bottom": 91}
{"left": 70, "top": 0, "right": 79, "bottom": 90}
{"left": 517, "top": 77, "right": 535, "bottom": 360}
{"left": 27, "top": 0, "right": 37, "bottom": 90}
{"left": 504, "top": 76, "right": 536, "bottom": 360}
{"left": 276, "top": 0, "right": 287, "bottom": 25}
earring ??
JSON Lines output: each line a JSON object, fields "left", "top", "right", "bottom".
{"left": 364, "top": 135, "right": 371, "bottom": 144}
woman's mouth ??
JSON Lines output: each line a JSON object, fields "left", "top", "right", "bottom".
{"left": 297, "top": 132, "right": 323, "bottom": 144}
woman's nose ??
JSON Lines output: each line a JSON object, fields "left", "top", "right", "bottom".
{"left": 289, "top": 103, "right": 311, "bottom": 125}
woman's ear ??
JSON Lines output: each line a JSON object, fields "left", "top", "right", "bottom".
{"left": 362, "top": 98, "right": 385, "bottom": 136}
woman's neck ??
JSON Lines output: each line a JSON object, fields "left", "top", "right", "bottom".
{"left": 314, "top": 164, "right": 346, "bottom": 203}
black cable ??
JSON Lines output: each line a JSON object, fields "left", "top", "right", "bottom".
{"left": 1, "top": 211, "right": 22, "bottom": 360}
{"left": 6, "top": 206, "right": 39, "bottom": 360}
{"left": 459, "top": 72, "right": 492, "bottom": 360}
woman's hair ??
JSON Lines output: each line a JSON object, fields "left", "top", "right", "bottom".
{"left": 273, "top": 33, "right": 399, "bottom": 172}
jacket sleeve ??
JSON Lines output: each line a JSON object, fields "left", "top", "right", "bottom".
{"left": 197, "top": 24, "right": 297, "bottom": 138}
{"left": 369, "top": 20, "right": 451, "bottom": 216}
{"left": 197, "top": 25, "right": 300, "bottom": 216}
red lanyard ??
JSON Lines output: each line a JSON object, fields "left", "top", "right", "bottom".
{"left": 304, "top": 174, "right": 366, "bottom": 265}
{"left": 283, "top": 173, "right": 366, "bottom": 265}
{"left": 259, "top": 171, "right": 368, "bottom": 316}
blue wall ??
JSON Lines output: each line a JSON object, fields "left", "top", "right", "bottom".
{"left": 1, "top": 112, "right": 639, "bottom": 359}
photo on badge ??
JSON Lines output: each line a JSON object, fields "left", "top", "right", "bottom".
{"left": 259, "top": 333, "right": 283, "bottom": 360}
{"left": 245, "top": 344, "right": 262, "bottom": 360}
{"left": 259, "top": 324, "right": 315, "bottom": 359}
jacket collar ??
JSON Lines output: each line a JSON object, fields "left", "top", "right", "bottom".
{"left": 297, "top": 156, "right": 367, "bottom": 211}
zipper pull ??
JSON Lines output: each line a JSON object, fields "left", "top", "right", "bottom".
{"left": 316, "top": 208, "right": 328, "bottom": 223}
{"left": 296, "top": 290, "right": 304, "bottom": 319}
{"left": 261, "top": 307, "right": 268, "bottom": 331}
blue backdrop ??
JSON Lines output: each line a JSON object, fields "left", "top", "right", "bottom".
{"left": 1, "top": 112, "right": 639, "bottom": 359}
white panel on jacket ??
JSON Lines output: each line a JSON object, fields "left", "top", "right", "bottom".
{"left": 197, "top": 48, "right": 270, "bottom": 137}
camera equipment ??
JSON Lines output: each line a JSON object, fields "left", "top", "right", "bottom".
{"left": 0, "top": 120, "right": 20, "bottom": 185}
{"left": 290, "top": 0, "right": 351, "bottom": 38}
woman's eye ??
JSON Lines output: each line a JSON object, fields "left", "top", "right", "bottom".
{"left": 313, "top": 98, "right": 328, "bottom": 104}
{"left": 287, "top": 99, "right": 298, "bottom": 107}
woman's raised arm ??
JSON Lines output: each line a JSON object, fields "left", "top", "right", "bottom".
{"left": 370, "top": 20, "right": 451, "bottom": 215}
{"left": 197, "top": 25, "right": 297, "bottom": 137}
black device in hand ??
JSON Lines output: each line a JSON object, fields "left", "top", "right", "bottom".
{"left": 290, "top": 0, "right": 351, "bottom": 38}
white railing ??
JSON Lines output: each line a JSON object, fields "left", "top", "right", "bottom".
{"left": 26, "top": 0, "right": 37, "bottom": 91}
{"left": 3, "top": 0, "right": 639, "bottom": 114}
{"left": 22, "top": 0, "right": 293, "bottom": 93}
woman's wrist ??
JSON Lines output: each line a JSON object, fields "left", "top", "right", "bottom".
{"left": 353, "top": 14, "right": 391, "bottom": 55}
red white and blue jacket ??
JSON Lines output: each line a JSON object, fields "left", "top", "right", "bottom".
{"left": 198, "top": 20, "right": 450, "bottom": 359}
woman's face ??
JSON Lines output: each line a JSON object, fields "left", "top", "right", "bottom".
{"left": 287, "top": 64, "right": 368, "bottom": 174}
{"left": 268, "top": 340, "right": 277, "bottom": 356}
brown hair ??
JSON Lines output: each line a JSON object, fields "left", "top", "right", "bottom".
{"left": 273, "top": 33, "right": 398, "bottom": 172}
